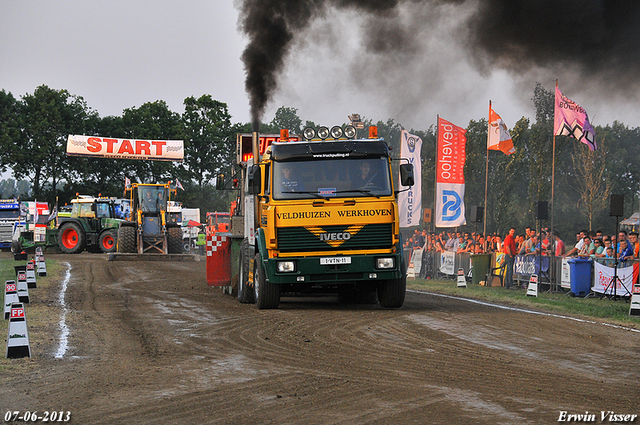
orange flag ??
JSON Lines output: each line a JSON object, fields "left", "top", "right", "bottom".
{"left": 488, "top": 105, "right": 515, "bottom": 155}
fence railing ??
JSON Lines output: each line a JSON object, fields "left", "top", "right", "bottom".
{"left": 404, "top": 248, "right": 639, "bottom": 293}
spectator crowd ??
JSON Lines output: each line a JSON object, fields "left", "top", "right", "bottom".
{"left": 404, "top": 227, "right": 640, "bottom": 261}
{"left": 404, "top": 227, "right": 640, "bottom": 288}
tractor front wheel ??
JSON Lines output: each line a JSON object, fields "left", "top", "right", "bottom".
{"left": 99, "top": 230, "right": 118, "bottom": 253}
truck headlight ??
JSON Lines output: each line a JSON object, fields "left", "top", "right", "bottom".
{"left": 376, "top": 257, "right": 395, "bottom": 269}
{"left": 277, "top": 261, "right": 296, "bottom": 273}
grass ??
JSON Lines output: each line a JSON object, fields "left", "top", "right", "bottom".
{"left": 1, "top": 254, "right": 63, "bottom": 373}
{"left": 408, "top": 277, "right": 640, "bottom": 328}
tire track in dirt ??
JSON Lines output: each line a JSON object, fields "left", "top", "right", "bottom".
{"left": 4, "top": 254, "right": 639, "bottom": 425}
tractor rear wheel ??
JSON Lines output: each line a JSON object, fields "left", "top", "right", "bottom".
{"left": 58, "top": 222, "right": 86, "bottom": 254}
{"left": 99, "top": 230, "right": 117, "bottom": 253}
{"left": 167, "top": 227, "right": 182, "bottom": 254}
{"left": 117, "top": 226, "right": 136, "bottom": 253}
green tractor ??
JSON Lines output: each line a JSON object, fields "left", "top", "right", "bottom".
{"left": 117, "top": 183, "right": 182, "bottom": 254}
{"left": 57, "top": 196, "right": 125, "bottom": 254}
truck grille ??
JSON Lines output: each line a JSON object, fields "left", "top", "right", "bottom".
{"left": 277, "top": 223, "right": 393, "bottom": 252}
{"left": 0, "top": 225, "right": 14, "bottom": 242}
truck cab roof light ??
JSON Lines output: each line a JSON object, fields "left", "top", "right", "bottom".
{"left": 344, "top": 125, "right": 357, "bottom": 139}
{"left": 317, "top": 126, "right": 330, "bottom": 140}
{"left": 280, "top": 129, "right": 290, "bottom": 142}
{"left": 303, "top": 127, "right": 316, "bottom": 140}
{"left": 330, "top": 126, "right": 343, "bottom": 139}
{"left": 368, "top": 126, "right": 378, "bottom": 139}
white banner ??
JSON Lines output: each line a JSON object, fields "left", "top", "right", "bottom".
{"left": 410, "top": 248, "right": 423, "bottom": 276}
{"left": 435, "top": 183, "right": 466, "bottom": 227}
{"left": 67, "top": 135, "right": 184, "bottom": 161}
{"left": 561, "top": 258, "right": 571, "bottom": 289}
{"left": 399, "top": 130, "right": 422, "bottom": 228}
{"left": 440, "top": 251, "right": 455, "bottom": 275}
{"left": 593, "top": 261, "right": 634, "bottom": 296}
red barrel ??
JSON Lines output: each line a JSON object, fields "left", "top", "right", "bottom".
{"left": 206, "top": 233, "right": 232, "bottom": 286}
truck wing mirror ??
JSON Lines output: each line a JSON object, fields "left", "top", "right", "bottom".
{"left": 247, "top": 165, "right": 261, "bottom": 194}
{"left": 400, "top": 163, "right": 414, "bottom": 187}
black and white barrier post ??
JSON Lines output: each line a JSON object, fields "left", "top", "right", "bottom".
{"left": 4, "top": 281, "right": 20, "bottom": 320}
{"left": 630, "top": 282, "right": 640, "bottom": 316}
{"left": 37, "top": 258, "right": 47, "bottom": 277}
{"left": 457, "top": 267, "right": 467, "bottom": 288}
{"left": 26, "top": 261, "right": 37, "bottom": 289}
{"left": 526, "top": 274, "right": 539, "bottom": 297}
{"left": 6, "top": 302, "right": 31, "bottom": 359}
{"left": 16, "top": 272, "right": 30, "bottom": 304}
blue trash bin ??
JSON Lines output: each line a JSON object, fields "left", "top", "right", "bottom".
{"left": 567, "top": 258, "right": 593, "bottom": 297}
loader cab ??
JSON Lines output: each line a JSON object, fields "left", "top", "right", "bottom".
{"left": 117, "top": 182, "right": 182, "bottom": 254}
{"left": 138, "top": 186, "right": 167, "bottom": 215}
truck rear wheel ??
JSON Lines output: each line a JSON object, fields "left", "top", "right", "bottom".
{"left": 167, "top": 227, "right": 182, "bottom": 254}
{"left": 254, "top": 253, "right": 279, "bottom": 309}
{"left": 99, "top": 230, "right": 117, "bottom": 253}
{"left": 58, "top": 222, "right": 86, "bottom": 254}
{"left": 377, "top": 265, "right": 406, "bottom": 309}
{"left": 117, "top": 226, "right": 136, "bottom": 253}
{"left": 237, "top": 239, "right": 254, "bottom": 303}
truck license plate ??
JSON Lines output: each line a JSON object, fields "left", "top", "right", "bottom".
{"left": 320, "top": 257, "right": 351, "bottom": 265}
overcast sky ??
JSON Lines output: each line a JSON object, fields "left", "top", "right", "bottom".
{"left": 2, "top": 0, "right": 639, "bottom": 138}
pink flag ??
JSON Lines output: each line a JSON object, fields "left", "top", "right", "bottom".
{"left": 554, "top": 86, "right": 597, "bottom": 150}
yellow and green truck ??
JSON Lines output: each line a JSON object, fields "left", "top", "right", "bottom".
{"left": 218, "top": 125, "right": 414, "bottom": 309}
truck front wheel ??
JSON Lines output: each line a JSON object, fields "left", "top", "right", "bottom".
{"left": 58, "top": 222, "right": 86, "bottom": 254}
{"left": 377, "top": 265, "right": 406, "bottom": 309}
{"left": 253, "top": 253, "right": 279, "bottom": 309}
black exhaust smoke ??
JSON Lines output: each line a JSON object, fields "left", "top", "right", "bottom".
{"left": 238, "top": 0, "right": 640, "bottom": 127}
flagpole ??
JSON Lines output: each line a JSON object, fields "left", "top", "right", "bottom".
{"left": 434, "top": 115, "right": 439, "bottom": 234}
{"left": 550, "top": 80, "right": 558, "bottom": 289}
{"left": 484, "top": 101, "right": 490, "bottom": 242}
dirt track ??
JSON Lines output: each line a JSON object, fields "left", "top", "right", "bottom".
{"left": 2, "top": 253, "right": 640, "bottom": 424}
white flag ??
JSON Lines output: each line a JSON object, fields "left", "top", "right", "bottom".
{"left": 398, "top": 130, "right": 422, "bottom": 228}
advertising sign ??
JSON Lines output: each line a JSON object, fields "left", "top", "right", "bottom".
{"left": 67, "top": 135, "right": 184, "bottom": 161}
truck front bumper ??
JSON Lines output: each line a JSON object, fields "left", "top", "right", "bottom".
{"left": 264, "top": 253, "right": 403, "bottom": 285}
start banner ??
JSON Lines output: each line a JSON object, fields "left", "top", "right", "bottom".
{"left": 67, "top": 135, "right": 184, "bottom": 161}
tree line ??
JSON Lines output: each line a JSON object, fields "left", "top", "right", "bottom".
{"left": 1, "top": 83, "right": 639, "bottom": 237}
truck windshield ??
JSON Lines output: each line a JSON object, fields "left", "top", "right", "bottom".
{"left": 273, "top": 157, "right": 392, "bottom": 200}
{"left": 0, "top": 209, "right": 20, "bottom": 219}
